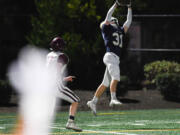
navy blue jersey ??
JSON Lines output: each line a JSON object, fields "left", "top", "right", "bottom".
{"left": 101, "top": 24, "right": 125, "bottom": 57}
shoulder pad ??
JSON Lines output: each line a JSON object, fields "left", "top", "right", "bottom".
{"left": 57, "top": 53, "right": 69, "bottom": 64}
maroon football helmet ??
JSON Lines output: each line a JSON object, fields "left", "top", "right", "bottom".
{"left": 50, "top": 37, "right": 66, "bottom": 51}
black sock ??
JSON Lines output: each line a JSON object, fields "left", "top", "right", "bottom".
{"left": 69, "top": 115, "right": 75, "bottom": 120}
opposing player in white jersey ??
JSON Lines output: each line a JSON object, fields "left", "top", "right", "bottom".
{"left": 46, "top": 37, "right": 82, "bottom": 131}
{"left": 87, "top": 0, "right": 132, "bottom": 115}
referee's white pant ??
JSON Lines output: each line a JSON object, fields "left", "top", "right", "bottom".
{"left": 102, "top": 52, "right": 120, "bottom": 87}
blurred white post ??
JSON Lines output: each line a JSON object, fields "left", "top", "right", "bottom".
{"left": 8, "top": 46, "right": 60, "bottom": 135}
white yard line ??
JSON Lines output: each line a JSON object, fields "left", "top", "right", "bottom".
{"left": 49, "top": 126, "right": 141, "bottom": 135}
{"left": 84, "top": 129, "right": 140, "bottom": 135}
{"left": 0, "top": 126, "right": 5, "bottom": 129}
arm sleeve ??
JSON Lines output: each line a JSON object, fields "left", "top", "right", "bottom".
{"left": 105, "top": 3, "right": 117, "bottom": 22}
{"left": 123, "top": 8, "right": 132, "bottom": 29}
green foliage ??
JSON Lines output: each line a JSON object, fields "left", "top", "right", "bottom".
{"left": 26, "top": 0, "right": 104, "bottom": 89}
{"left": 26, "top": 0, "right": 61, "bottom": 47}
{"left": 62, "top": 32, "right": 105, "bottom": 89}
{"left": 67, "top": 0, "right": 100, "bottom": 20}
{"left": 156, "top": 73, "right": 180, "bottom": 101}
{"left": 26, "top": 0, "right": 101, "bottom": 48}
{"left": 144, "top": 60, "right": 180, "bottom": 84}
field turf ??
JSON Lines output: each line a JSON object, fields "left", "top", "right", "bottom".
{"left": 0, "top": 109, "right": 180, "bottom": 135}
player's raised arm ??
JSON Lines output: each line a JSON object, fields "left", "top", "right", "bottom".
{"left": 105, "top": 2, "right": 118, "bottom": 23}
{"left": 123, "top": 5, "right": 132, "bottom": 33}
{"left": 100, "top": 1, "right": 119, "bottom": 28}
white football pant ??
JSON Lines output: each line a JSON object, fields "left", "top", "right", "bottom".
{"left": 102, "top": 52, "right": 120, "bottom": 87}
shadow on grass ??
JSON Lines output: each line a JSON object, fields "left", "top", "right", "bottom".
{"left": 118, "top": 98, "right": 140, "bottom": 103}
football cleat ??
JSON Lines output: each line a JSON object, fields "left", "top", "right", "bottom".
{"left": 109, "top": 99, "right": 122, "bottom": 107}
{"left": 66, "top": 119, "right": 82, "bottom": 132}
{"left": 87, "top": 100, "right": 97, "bottom": 116}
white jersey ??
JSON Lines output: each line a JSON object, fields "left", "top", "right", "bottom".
{"left": 46, "top": 51, "right": 80, "bottom": 103}
{"left": 46, "top": 51, "right": 67, "bottom": 76}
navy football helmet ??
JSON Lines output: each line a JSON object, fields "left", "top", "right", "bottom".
{"left": 50, "top": 37, "right": 66, "bottom": 51}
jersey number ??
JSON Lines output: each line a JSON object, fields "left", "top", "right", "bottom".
{"left": 112, "top": 32, "right": 123, "bottom": 48}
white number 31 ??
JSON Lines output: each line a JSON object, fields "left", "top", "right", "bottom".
{"left": 112, "top": 32, "right": 123, "bottom": 48}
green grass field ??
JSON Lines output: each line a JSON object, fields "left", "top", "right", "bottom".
{"left": 0, "top": 109, "right": 180, "bottom": 135}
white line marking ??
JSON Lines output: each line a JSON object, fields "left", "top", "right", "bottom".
{"left": 130, "top": 123, "right": 145, "bottom": 126}
{"left": 49, "top": 126, "right": 141, "bottom": 135}
{"left": 84, "top": 129, "right": 140, "bottom": 135}
{"left": 0, "top": 126, "right": 5, "bottom": 129}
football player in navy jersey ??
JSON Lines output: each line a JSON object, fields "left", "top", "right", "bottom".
{"left": 46, "top": 37, "right": 82, "bottom": 131}
{"left": 87, "top": 0, "right": 132, "bottom": 115}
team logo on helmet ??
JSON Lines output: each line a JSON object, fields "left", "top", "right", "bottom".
{"left": 50, "top": 37, "right": 66, "bottom": 51}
